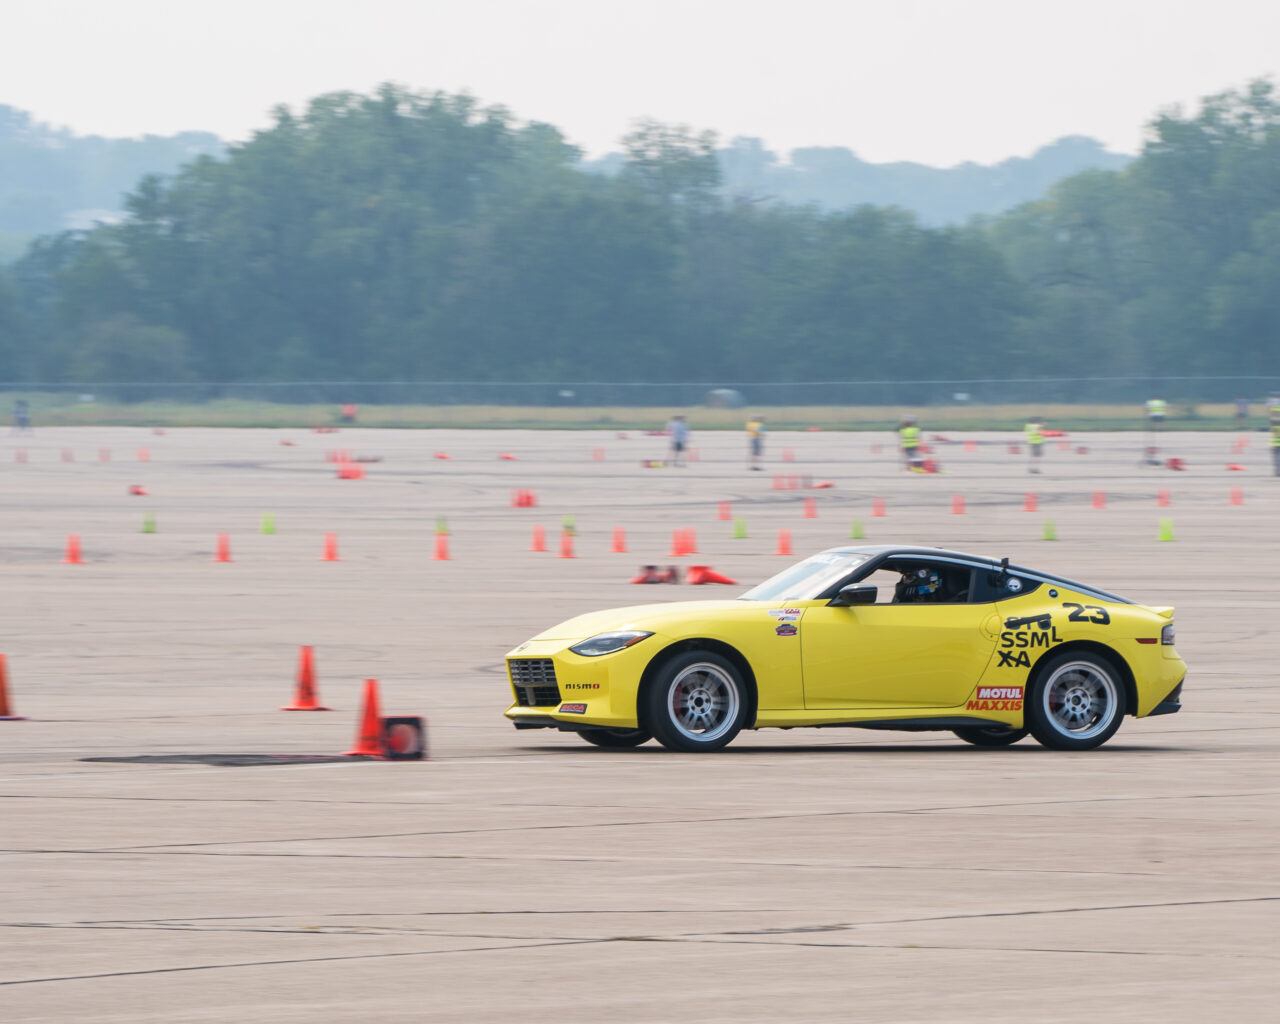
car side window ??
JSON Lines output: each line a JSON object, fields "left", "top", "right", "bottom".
{"left": 875, "top": 562, "right": 974, "bottom": 605}
{"left": 970, "top": 571, "right": 1041, "bottom": 603}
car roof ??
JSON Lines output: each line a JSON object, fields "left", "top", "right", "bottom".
{"left": 819, "top": 545, "right": 1133, "bottom": 605}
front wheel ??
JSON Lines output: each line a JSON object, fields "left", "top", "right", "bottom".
{"left": 953, "top": 725, "right": 1028, "bottom": 747}
{"left": 578, "top": 727, "right": 651, "bottom": 748}
{"left": 1026, "top": 651, "right": 1126, "bottom": 750}
{"left": 643, "top": 651, "right": 749, "bottom": 752}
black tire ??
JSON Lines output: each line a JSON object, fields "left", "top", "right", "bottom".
{"left": 952, "top": 725, "right": 1029, "bottom": 747}
{"left": 578, "top": 728, "right": 652, "bottom": 748}
{"left": 643, "top": 650, "right": 749, "bottom": 752}
{"left": 1026, "top": 650, "right": 1126, "bottom": 750}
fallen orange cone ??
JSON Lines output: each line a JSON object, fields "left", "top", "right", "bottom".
{"left": 343, "top": 679, "right": 384, "bottom": 757}
{"left": 280, "top": 646, "right": 330, "bottom": 711}
{"left": 687, "top": 565, "right": 737, "bottom": 585}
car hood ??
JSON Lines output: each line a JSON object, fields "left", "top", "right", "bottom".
{"left": 529, "top": 600, "right": 758, "bottom": 642}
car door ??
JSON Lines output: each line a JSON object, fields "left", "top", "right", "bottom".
{"left": 800, "top": 563, "right": 1002, "bottom": 709}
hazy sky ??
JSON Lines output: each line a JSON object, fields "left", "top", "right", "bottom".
{"left": 5, "top": 0, "right": 1279, "bottom": 166}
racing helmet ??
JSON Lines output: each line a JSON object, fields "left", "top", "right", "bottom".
{"left": 896, "top": 567, "right": 941, "bottom": 602}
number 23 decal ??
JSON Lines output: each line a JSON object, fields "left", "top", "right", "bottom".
{"left": 1063, "top": 602, "right": 1110, "bottom": 625}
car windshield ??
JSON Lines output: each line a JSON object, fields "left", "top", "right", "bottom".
{"left": 740, "top": 550, "right": 869, "bottom": 602}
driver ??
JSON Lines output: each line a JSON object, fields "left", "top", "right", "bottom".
{"left": 895, "top": 567, "right": 944, "bottom": 603}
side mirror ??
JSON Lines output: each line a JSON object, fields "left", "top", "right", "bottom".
{"left": 829, "top": 583, "right": 876, "bottom": 607}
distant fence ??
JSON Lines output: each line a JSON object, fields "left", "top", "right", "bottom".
{"left": 2, "top": 377, "right": 1279, "bottom": 407}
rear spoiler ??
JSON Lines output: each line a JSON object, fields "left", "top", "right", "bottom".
{"left": 1148, "top": 606, "right": 1174, "bottom": 620}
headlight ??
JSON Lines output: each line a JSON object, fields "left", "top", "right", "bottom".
{"left": 569, "top": 631, "right": 653, "bottom": 657}
{"left": 1161, "top": 623, "right": 1175, "bottom": 646}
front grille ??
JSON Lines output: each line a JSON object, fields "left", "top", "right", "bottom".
{"left": 509, "top": 658, "right": 560, "bottom": 706}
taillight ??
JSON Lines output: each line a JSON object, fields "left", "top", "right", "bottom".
{"left": 1161, "top": 623, "right": 1175, "bottom": 646}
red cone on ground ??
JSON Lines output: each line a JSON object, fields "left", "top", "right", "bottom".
{"left": 1157, "top": 488, "right": 1171, "bottom": 508}
{"left": 1230, "top": 487, "right": 1244, "bottom": 506}
{"left": 321, "top": 532, "right": 340, "bottom": 561}
{"left": 529, "top": 524, "right": 547, "bottom": 552}
{"left": 964, "top": 440, "right": 977, "bottom": 452}
{"left": 1023, "top": 493, "right": 1038, "bottom": 512}
{"left": 342, "top": 679, "right": 384, "bottom": 757}
{"left": 611, "top": 527, "right": 628, "bottom": 553}
{"left": 872, "top": 497, "right": 886, "bottom": 517}
{"left": 1092, "top": 490, "right": 1106, "bottom": 510}
{"left": 803, "top": 497, "right": 818, "bottom": 519}
{"left": 0, "top": 654, "right": 25, "bottom": 720}
{"left": 717, "top": 501, "right": 731, "bottom": 521}
{"left": 951, "top": 494, "right": 966, "bottom": 514}
{"left": 669, "top": 529, "right": 685, "bottom": 557}
{"left": 63, "top": 534, "right": 82, "bottom": 564}
{"left": 499, "top": 452, "right": 518, "bottom": 460}
{"left": 61, "top": 449, "right": 74, "bottom": 462}
{"left": 775, "top": 528, "right": 793, "bottom": 556}
{"left": 687, "top": 565, "right": 738, "bottom": 585}
{"left": 558, "top": 529, "right": 575, "bottom": 558}
{"left": 280, "top": 645, "right": 330, "bottom": 711}
{"left": 99, "top": 448, "right": 110, "bottom": 462}
{"left": 782, "top": 448, "right": 795, "bottom": 463}
{"left": 592, "top": 447, "right": 605, "bottom": 461}
{"left": 434, "top": 452, "right": 451, "bottom": 460}
{"left": 128, "top": 484, "right": 148, "bottom": 496}
{"left": 214, "top": 533, "right": 232, "bottom": 562}
{"left": 433, "top": 533, "right": 451, "bottom": 560}
{"left": 138, "top": 447, "right": 150, "bottom": 462}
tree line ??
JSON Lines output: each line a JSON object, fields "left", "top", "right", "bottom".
{"left": 0, "top": 81, "right": 1277, "bottom": 390}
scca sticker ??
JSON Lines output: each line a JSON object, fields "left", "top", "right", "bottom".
{"left": 558, "top": 703, "right": 587, "bottom": 714}
{"left": 966, "top": 686, "right": 1024, "bottom": 711}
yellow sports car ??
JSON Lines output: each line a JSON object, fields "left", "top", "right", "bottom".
{"left": 504, "top": 545, "right": 1185, "bottom": 752}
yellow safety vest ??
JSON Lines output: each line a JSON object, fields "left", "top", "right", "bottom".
{"left": 899, "top": 426, "right": 919, "bottom": 449}
{"left": 1272, "top": 426, "right": 1280, "bottom": 448}
{"left": 746, "top": 419, "right": 763, "bottom": 439}
{"left": 1146, "top": 399, "right": 1167, "bottom": 416}
{"left": 1024, "top": 422, "right": 1043, "bottom": 445}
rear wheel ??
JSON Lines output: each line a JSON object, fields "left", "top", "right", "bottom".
{"left": 644, "top": 651, "right": 749, "bottom": 752}
{"left": 578, "top": 727, "right": 651, "bottom": 748}
{"left": 953, "top": 725, "right": 1028, "bottom": 747}
{"left": 1027, "top": 651, "right": 1126, "bottom": 750}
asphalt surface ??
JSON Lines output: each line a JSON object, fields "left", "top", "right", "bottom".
{"left": 2, "top": 425, "right": 1275, "bottom": 1022}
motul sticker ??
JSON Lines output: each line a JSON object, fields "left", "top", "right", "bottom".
{"left": 966, "top": 686, "right": 1024, "bottom": 712}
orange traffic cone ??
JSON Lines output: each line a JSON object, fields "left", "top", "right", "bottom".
{"left": 321, "top": 533, "right": 340, "bottom": 561}
{"left": 871, "top": 497, "right": 886, "bottom": 517}
{"left": 61, "top": 449, "right": 74, "bottom": 462}
{"left": 342, "top": 679, "right": 384, "bottom": 756}
{"left": 775, "top": 528, "right": 793, "bottom": 556}
{"left": 499, "top": 452, "right": 518, "bottom": 460}
{"left": 951, "top": 494, "right": 966, "bottom": 514}
{"left": 128, "top": 484, "right": 148, "bottom": 496}
{"left": 782, "top": 448, "right": 795, "bottom": 462}
{"left": 683, "top": 529, "right": 699, "bottom": 554}
{"left": 592, "top": 447, "right": 605, "bottom": 461}
{"left": 434, "top": 452, "right": 451, "bottom": 460}
{"left": 529, "top": 524, "right": 547, "bottom": 552}
{"left": 718, "top": 501, "right": 731, "bottom": 521}
{"left": 280, "top": 646, "right": 330, "bottom": 711}
{"left": 803, "top": 497, "right": 817, "bottom": 519}
{"left": 1230, "top": 487, "right": 1244, "bottom": 506}
{"left": 0, "top": 654, "right": 25, "bottom": 720}
{"left": 1157, "top": 488, "right": 1171, "bottom": 508}
{"left": 558, "top": 530, "right": 576, "bottom": 558}
{"left": 1092, "top": 490, "right": 1106, "bottom": 510}
{"left": 214, "top": 533, "right": 232, "bottom": 562}
{"left": 99, "top": 448, "right": 111, "bottom": 462}
{"left": 611, "top": 527, "right": 628, "bottom": 553}
{"left": 669, "top": 530, "right": 685, "bottom": 557}
{"left": 138, "top": 447, "right": 150, "bottom": 462}
{"left": 433, "top": 533, "right": 451, "bottom": 560}
{"left": 1023, "top": 493, "right": 1038, "bottom": 512}
{"left": 63, "top": 534, "right": 82, "bottom": 564}
{"left": 964, "top": 439, "right": 977, "bottom": 452}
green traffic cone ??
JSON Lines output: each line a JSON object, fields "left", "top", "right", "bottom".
{"left": 732, "top": 516, "right": 747, "bottom": 539}
{"left": 141, "top": 511, "right": 156, "bottom": 534}
{"left": 1042, "top": 519, "right": 1057, "bottom": 541}
{"left": 1158, "top": 517, "right": 1175, "bottom": 542}
{"left": 260, "top": 512, "right": 276, "bottom": 535}
{"left": 850, "top": 519, "right": 865, "bottom": 540}
{"left": 435, "top": 516, "right": 449, "bottom": 535}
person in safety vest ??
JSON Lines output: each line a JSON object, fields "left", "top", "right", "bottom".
{"left": 1025, "top": 416, "right": 1045, "bottom": 474}
{"left": 1272, "top": 423, "right": 1280, "bottom": 477}
{"left": 1145, "top": 398, "right": 1167, "bottom": 428}
{"left": 898, "top": 415, "right": 921, "bottom": 470}
{"left": 745, "top": 415, "right": 766, "bottom": 471}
